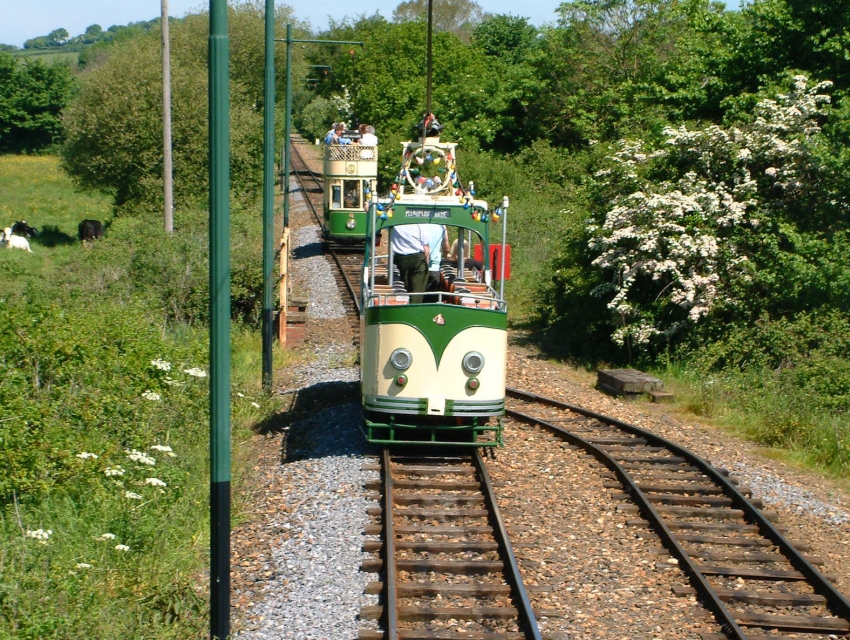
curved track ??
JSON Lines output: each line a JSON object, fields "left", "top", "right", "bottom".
{"left": 360, "top": 449, "right": 546, "bottom": 640}
{"left": 505, "top": 387, "right": 850, "bottom": 639}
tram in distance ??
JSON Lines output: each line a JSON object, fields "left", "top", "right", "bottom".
{"left": 359, "top": 115, "right": 512, "bottom": 446}
{"left": 322, "top": 127, "right": 378, "bottom": 243}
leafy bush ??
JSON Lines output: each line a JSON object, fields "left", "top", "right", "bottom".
{"left": 0, "top": 52, "right": 74, "bottom": 153}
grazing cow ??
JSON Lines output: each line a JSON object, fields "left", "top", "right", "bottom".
{"left": 78, "top": 219, "right": 104, "bottom": 243}
{"left": 11, "top": 220, "right": 38, "bottom": 238}
{"left": 0, "top": 228, "right": 33, "bottom": 253}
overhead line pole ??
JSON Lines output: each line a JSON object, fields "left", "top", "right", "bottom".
{"left": 208, "top": 1, "right": 231, "bottom": 639}
{"left": 162, "top": 0, "right": 173, "bottom": 233}
{"left": 262, "top": 0, "right": 275, "bottom": 391}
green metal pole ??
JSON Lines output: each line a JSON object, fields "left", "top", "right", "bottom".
{"left": 262, "top": 0, "right": 275, "bottom": 391}
{"left": 283, "top": 23, "right": 293, "bottom": 229}
{"left": 208, "top": 1, "right": 231, "bottom": 639}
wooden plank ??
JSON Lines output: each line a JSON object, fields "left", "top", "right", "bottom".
{"left": 735, "top": 611, "right": 850, "bottom": 633}
{"left": 697, "top": 564, "right": 806, "bottom": 580}
{"left": 363, "top": 540, "right": 499, "bottom": 553}
{"left": 597, "top": 368, "right": 665, "bottom": 393}
{"left": 672, "top": 585, "right": 827, "bottom": 607}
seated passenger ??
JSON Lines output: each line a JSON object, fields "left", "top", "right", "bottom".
{"left": 324, "top": 122, "right": 352, "bottom": 145}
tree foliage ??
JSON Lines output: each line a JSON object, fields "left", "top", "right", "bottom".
{"left": 61, "top": 2, "right": 306, "bottom": 208}
{"left": 0, "top": 52, "right": 74, "bottom": 153}
{"left": 392, "top": 0, "right": 485, "bottom": 41}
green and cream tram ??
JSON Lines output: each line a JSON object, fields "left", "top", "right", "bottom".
{"left": 323, "top": 138, "right": 378, "bottom": 242}
{"left": 359, "top": 135, "right": 510, "bottom": 446}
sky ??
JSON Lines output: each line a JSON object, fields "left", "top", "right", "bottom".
{"left": 1, "top": 0, "right": 741, "bottom": 49}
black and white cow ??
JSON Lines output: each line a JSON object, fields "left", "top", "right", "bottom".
{"left": 11, "top": 220, "right": 38, "bottom": 238}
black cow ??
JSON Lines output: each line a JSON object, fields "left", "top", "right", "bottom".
{"left": 78, "top": 219, "right": 104, "bottom": 243}
{"left": 11, "top": 220, "right": 38, "bottom": 238}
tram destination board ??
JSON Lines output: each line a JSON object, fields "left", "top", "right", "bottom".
{"left": 404, "top": 207, "right": 451, "bottom": 219}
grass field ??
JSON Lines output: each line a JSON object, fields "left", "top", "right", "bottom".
{"left": 0, "top": 155, "right": 289, "bottom": 639}
{"left": 12, "top": 49, "right": 78, "bottom": 66}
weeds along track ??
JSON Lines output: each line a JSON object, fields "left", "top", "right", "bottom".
{"left": 505, "top": 387, "right": 850, "bottom": 639}
{"left": 289, "top": 136, "right": 363, "bottom": 342}
{"left": 359, "top": 449, "right": 554, "bottom": 640}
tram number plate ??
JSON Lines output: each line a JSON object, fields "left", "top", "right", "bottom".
{"left": 405, "top": 208, "right": 451, "bottom": 219}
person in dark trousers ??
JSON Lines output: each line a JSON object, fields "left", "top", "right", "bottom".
{"left": 391, "top": 224, "right": 430, "bottom": 304}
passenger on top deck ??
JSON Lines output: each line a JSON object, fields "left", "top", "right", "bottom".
{"left": 324, "top": 122, "right": 352, "bottom": 145}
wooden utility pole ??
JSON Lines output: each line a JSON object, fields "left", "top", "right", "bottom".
{"left": 162, "top": 0, "right": 174, "bottom": 233}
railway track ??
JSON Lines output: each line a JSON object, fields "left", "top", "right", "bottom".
{"left": 288, "top": 136, "right": 363, "bottom": 340}
{"left": 359, "top": 449, "right": 551, "bottom": 640}
{"left": 505, "top": 387, "right": 850, "bottom": 639}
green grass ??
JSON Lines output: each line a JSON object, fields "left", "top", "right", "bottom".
{"left": 12, "top": 50, "right": 79, "bottom": 66}
{"left": 0, "top": 155, "right": 292, "bottom": 639}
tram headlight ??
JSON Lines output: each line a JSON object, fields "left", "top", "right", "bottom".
{"left": 390, "top": 348, "right": 413, "bottom": 371}
{"left": 345, "top": 219, "right": 356, "bottom": 230}
{"left": 462, "top": 351, "right": 485, "bottom": 374}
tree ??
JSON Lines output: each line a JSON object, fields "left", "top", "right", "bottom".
{"left": 392, "top": 0, "right": 485, "bottom": 41}
{"left": 472, "top": 14, "right": 537, "bottom": 65}
{"left": 0, "top": 52, "right": 74, "bottom": 152}
{"left": 47, "top": 28, "right": 70, "bottom": 46}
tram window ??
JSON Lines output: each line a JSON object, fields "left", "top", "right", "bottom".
{"left": 343, "top": 180, "right": 361, "bottom": 208}
{"left": 331, "top": 185, "right": 342, "bottom": 209}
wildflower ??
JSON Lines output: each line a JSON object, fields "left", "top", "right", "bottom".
{"left": 251, "top": 402, "right": 260, "bottom": 409}
{"left": 151, "top": 358, "right": 172, "bottom": 371}
{"left": 104, "top": 466, "right": 125, "bottom": 477}
{"left": 163, "top": 377, "right": 185, "bottom": 386}
{"left": 149, "top": 444, "right": 173, "bottom": 453}
{"left": 142, "top": 390, "right": 161, "bottom": 401}
{"left": 183, "top": 367, "right": 207, "bottom": 378}
{"left": 76, "top": 563, "right": 93, "bottom": 569}
{"left": 115, "top": 544, "right": 130, "bottom": 551}
{"left": 236, "top": 392, "right": 245, "bottom": 398}
{"left": 124, "top": 491, "right": 143, "bottom": 500}
{"left": 126, "top": 449, "right": 156, "bottom": 465}
{"left": 76, "top": 452, "right": 99, "bottom": 460}
{"left": 26, "top": 529, "right": 53, "bottom": 543}
{"left": 145, "top": 477, "right": 167, "bottom": 487}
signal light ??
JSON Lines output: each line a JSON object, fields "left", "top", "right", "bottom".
{"left": 396, "top": 374, "right": 408, "bottom": 387}
{"left": 467, "top": 377, "right": 480, "bottom": 391}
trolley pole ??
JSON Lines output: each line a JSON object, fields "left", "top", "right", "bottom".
{"left": 262, "top": 0, "right": 275, "bottom": 391}
{"left": 208, "top": 1, "right": 231, "bottom": 639}
{"left": 276, "top": 28, "right": 363, "bottom": 229}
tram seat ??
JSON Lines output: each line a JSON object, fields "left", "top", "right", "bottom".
{"left": 371, "top": 284, "right": 409, "bottom": 306}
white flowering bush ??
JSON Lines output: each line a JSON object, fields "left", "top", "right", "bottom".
{"left": 585, "top": 75, "right": 837, "bottom": 350}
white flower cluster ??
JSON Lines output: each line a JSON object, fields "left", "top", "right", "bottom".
{"left": 183, "top": 367, "right": 207, "bottom": 378}
{"left": 126, "top": 449, "right": 156, "bottom": 465}
{"left": 76, "top": 452, "right": 99, "bottom": 460}
{"left": 588, "top": 76, "right": 832, "bottom": 347}
{"left": 151, "top": 358, "right": 172, "bottom": 371}
{"left": 141, "top": 390, "right": 161, "bottom": 401}
{"left": 149, "top": 444, "right": 175, "bottom": 457}
{"left": 26, "top": 528, "right": 53, "bottom": 543}
{"left": 145, "top": 477, "right": 167, "bottom": 487}
{"left": 104, "top": 466, "right": 125, "bottom": 477}
{"left": 95, "top": 532, "right": 116, "bottom": 540}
